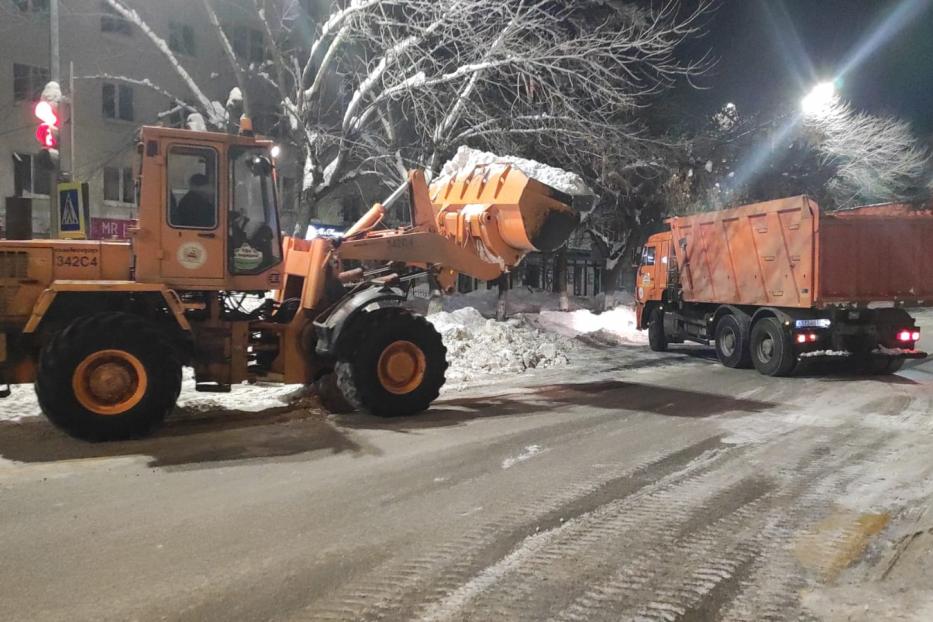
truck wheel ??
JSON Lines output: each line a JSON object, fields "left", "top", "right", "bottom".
{"left": 335, "top": 308, "right": 447, "bottom": 417}
{"left": 715, "top": 314, "right": 752, "bottom": 369}
{"left": 36, "top": 312, "right": 182, "bottom": 441}
{"left": 647, "top": 308, "right": 668, "bottom": 352}
{"left": 750, "top": 317, "right": 796, "bottom": 377}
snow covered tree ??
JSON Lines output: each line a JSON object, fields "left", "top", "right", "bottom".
{"left": 804, "top": 102, "right": 932, "bottom": 209}
{"left": 88, "top": 0, "right": 713, "bottom": 231}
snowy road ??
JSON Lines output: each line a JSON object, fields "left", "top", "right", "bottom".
{"left": 1, "top": 317, "right": 933, "bottom": 621}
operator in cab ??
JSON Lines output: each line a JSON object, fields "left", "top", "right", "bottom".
{"left": 176, "top": 173, "right": 215, "bottom": 228}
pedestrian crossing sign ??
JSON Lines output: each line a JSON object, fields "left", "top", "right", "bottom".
{"left": 58, "top": 182, "right": 89, "bottom": 239}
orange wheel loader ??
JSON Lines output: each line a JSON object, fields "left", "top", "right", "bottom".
{"left": 0, "top": 125, "right": 578, "bottom": 441}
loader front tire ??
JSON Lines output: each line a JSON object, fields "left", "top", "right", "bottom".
{"left": 36, "top": 312, "right": 182, "bottom": 441}
{"left": 315, "top": 373, "right": 355, "bottom": 414}
{"left": 335, "top": 308, "right": 447, "bottom": 417}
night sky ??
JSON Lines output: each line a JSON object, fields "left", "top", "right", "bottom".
{"left": 681, "top": 0, "right": 933, "bottom": 135}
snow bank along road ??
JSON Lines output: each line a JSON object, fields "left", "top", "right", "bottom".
{"left": 1, "top": 314, "right": 932, "bottom": 621}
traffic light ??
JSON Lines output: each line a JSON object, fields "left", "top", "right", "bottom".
{"left": 34, "top": 99, "right": 59, "bottom": 149}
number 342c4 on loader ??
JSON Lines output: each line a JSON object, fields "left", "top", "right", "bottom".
{"left": 0, "top": 125, "right": 578, "bottom": 441}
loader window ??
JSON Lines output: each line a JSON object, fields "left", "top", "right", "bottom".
{"left": 229, "top": 147, "right": 281, "bottom": 274}
{"left": 642, "top": 246, "right": 656, "bottom": 266}
{"left": 167, "top": 147, "right": 217, "bottom": 229}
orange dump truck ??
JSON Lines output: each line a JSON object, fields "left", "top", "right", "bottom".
{"left": 635, "top": 196, "right": 933, "bottom": 375}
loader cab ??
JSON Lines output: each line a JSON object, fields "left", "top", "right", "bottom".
{"left": 134, "top": 126, "right": 283, "bottom": 290}
{"left": 635, "top": 232, "right": 673, "bottom": 305}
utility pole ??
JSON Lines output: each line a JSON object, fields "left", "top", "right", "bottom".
{"left": 49, "top": 0, "right": 61, "bottom": 236}
{"left": 69, "top": 61, "right": 76, "bottom": 177}
{"left": 50, "top": 0, "right": 60, "bottom": 82}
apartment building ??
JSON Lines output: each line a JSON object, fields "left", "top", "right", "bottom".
{"left": 0, "top": 0, "right": 299, "bottom": 237}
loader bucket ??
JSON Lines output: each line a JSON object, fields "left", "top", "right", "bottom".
{"left": 495, "top": 179, "right": 580, "bottom": 253}
{"left": 431, "top": 164, "right": 581, "bottom": 261}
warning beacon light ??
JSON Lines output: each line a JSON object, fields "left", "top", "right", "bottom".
{"left": 34, "top": 100, "right": 60, "bottom": 149}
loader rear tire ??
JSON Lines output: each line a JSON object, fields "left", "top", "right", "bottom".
{"left": 36, "top": 312, "right": 182, "bottom": 441}
{"left": 750, "top": 317, "right": 797, "bottom": 377}
{"left": 647, "top": 308, "right": 668, "bottom": 352}
{"left": 715, "top": 314, "right": 752, "bottom": 369}
{"left": 335, "top": 308, "right": 447, "bottom": 417}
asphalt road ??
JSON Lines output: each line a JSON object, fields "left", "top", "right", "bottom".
{"left": 2, "top": 322, "right": 933, "bottom": 621}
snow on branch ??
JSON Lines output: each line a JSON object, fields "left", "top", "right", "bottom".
{"left": 807, "top": 102, "right": 932, "bottom": 207}
{"left": 77, "top": 74, "right": 191, "bottom": 112}
{"left": 103, "top": 0, "right": 226, "bottom": 128}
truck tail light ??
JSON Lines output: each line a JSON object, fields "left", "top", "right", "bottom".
{"left": 897, "top": 330, "right": 915, "bottom": 343}
{"left": 796, "top": 333, "right": 818, "bottom": 344}
{"left": 911, "top": 330, "right": 921, "bottom": 341}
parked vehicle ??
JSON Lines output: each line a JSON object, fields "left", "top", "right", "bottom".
{"left": 635, "top": 196, "right": 932, "bottom": 375}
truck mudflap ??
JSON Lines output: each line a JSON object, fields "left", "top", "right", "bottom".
{"left": 873, "top": 347, "right": 928, "bottom": 360}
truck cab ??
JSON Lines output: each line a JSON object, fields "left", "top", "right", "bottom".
{"left": 634, "top": 231, "right": 674, "bottom": 328}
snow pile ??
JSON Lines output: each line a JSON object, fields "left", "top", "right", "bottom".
{"left": 408, "top": 286, "right": 608, "bottom": 316}
{"left": 428, "top": 307, "right": 578, "bottom": 385}
{"left": 437, "top": 146, "right": 592, "bottom": 196}
{"left": 1, "top": 386, "right": 41, "bottom": 422}
{"left": 537, "top": 305, "right": 648, "bottom": 346}
{"left": 175, "top": 369, "right": 304, "bottom": 415}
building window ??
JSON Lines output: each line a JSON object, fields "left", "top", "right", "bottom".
{"left": 102, "top": 83, "right": 134, "bottom": 121}
{"left": 13, "top": 63, "right": 50, "bottom": 102}
{"left": 169, "top": 21, "right": 196, "bottom": 56}
{"left": 103, "top": 166, "right": 134, "bottom": 203}
{"left": 12, "top": 153, "right": 51, "bottom": 196}
{"left": 232, "top": 26, "right": 264, "bottom": 64}
{"left": 13, "top": 0, "right": 49, "bottom": 12}
{"left": 101, "top": 2, "right": 132, "bottom": 36}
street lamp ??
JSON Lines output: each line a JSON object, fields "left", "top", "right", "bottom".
{"left": 801, "top": 81, "right": 837, "bottom": 117}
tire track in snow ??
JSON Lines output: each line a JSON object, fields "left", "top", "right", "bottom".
{"left": 298, "top": 437, "right": 733, "bottom": 621}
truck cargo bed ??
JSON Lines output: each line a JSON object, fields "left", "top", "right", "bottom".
{"left": 669, "top": 197, "right": 933, "bottom": 308}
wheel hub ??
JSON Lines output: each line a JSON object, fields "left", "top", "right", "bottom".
{"left": 72, "top": 350, "right": 148, "bottom": 416}
{"left": 722, "top": 329, "right": 736, "bottom": 356}
{"left": 377, "top": 341, "right": 427, "bottom": 395}
{"left": 759, "top": 337, "right": 775, "bottom": 361}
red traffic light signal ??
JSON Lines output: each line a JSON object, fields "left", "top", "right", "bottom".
{"left": 34, "top": 100, "right": 60, "bottom": 149}
{"left": 36, "top": 123, "right": 58, "bottom": 148}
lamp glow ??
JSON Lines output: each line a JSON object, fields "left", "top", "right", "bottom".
{"left": 801, "top": 82, "right": 837, "bottom": 117}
